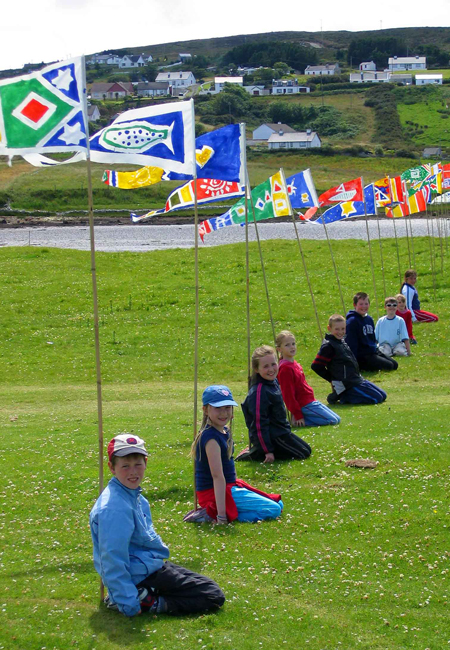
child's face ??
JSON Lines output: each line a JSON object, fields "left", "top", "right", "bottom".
{"left": 397, "top": 297, "right": 406, "bottom": 310}
{"left": 257, "top": 353, "right": 278, "bottom": 381}
{"left": 277, "top": 335, "right": 297, "bottom": 360}
{"left": 328, "top": 320, "right": 346, "bottom": 340}
{"left": 385, "top": 299, "right": 398, "bottom": 318}
{"left": 109, "top": 454, "right": 147, "bottom": 490}
{"left": 206, "top": 405, "right": 233, "bottom": 431}
{"left": 406, "top": 274, "right": 417, "bottom": 285}
{"left": 355, "top": 297, "right": 370, "bottom": 316}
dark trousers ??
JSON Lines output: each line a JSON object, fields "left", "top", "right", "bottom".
{"left": 236, "top": 433, "right": 311, "bottom": 461}
{"left": 359, "top": 350, "right": 398, "bottom": 372}
{"left": 138, "top": 561, "right": 225, "bottom": 615}
{"left": 339, "top": 379, "right": 387, "bottom": 405}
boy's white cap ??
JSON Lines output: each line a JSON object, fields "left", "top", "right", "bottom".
{"left": 107, "top": 434, "right": 148, "bottom": 461}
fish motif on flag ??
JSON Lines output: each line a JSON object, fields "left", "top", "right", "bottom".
{"left": 131, "top": 178, "right": 244, "bottom": 222}
{"left": 0, "top": 57, "right": 87, "bottom": 157}
{"left": 318, "top": 178, "right": 363, "bottom": 206}
{"left": 99, "top": 121, "right": 175, "bottom": 154}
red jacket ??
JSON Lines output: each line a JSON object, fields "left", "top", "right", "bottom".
{"left": 396, "top": 308, "right": 413, "bottom": 339}
{"left": 277, "top": 359, "right": 315, "bottom": 420}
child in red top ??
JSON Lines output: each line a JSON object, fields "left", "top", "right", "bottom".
{"left": 395, "top": 293, "right": 417, "bottom": 344}
{"left": 276, "top": 330, "right": 340, "bottom": 428}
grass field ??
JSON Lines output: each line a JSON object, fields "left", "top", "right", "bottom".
{"left": 0, "top": 233, "right": 449, "bottom": 650}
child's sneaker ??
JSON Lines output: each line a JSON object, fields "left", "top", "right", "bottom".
{"left": 104, "top": 592, "right": 119, "bottom": 610}
{"left": 327, "top": 391, "right": 339, "bottom": 405}
{"left": 410, "top": 337, "right": 418, "bottom": 345}
{"left": 183, "top": 507, "right": 214, "bottom": 523}
{"left": 138, "top": 587, "right": 158, "bottom": 613}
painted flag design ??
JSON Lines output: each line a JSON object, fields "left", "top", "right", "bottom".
{"left": 442, "top": 163, "right": 450, "bottom": 190}
{"left": 89, "top": 100, "right": 195, "bottom": 174}
{"left": 318, "top": 178, "right": 363, "bottom": 206}
{"left": 285, "top": 169, "right": 319, "bottom": 209}
{"left": 0, "top": 57, "right": 87, "bottom": 157}
{"left": 315, "top": 184, "right": 376, "bottom": 225}
{"left": 407, "top": 186, "right": 428, "bottom": 214}
{"left": 389, "top": 176, "right": 404, "bottom": 203}
{"left": 131, "top": 178, "right": 244, "bottom": 222}
{"left": 401, "top": 164, "right": 431, "bottom": 184}
{"left": 374, "top": 177, "right": 390, "bottom": 207}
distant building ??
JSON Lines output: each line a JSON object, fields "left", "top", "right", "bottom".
{"left": 136, "top": 81, "right": 170, "bottom": 97}
{"left": 119, "top": 55, "right": 146, "bottom": 68}
{"left": 387, "top": 56, "right": 427, "bottom": 71}
{"left": 350, "top": 71, "right": 391, "bottom": 83}
{"left": 243, "top": 85, "right": 269, "bottom": 96}
{"left": 89, "top": 82, "right": 134, "bottom": 100}
{"left": 179, "top": 53, "right": 192, "bottom": 62}
{"left": 252, "top": 122, "right": 296, "bottom": 141}
{"left": 214, "top": 76, "right": 243, "bottom": 91}
{"left": 304, "top": 63, "right": 341, "bottom": 76}
{"left": 391, "top": 73, "right": 413, "bottom": 85}
{"left": 423, "top": 147, "right": 442, "bottom": 158}
{"left": 87, "top": 104, "right": 101, "bottom": 122}
{"left": 359, "top": 61, "right": 376, "bottom": 72}
{"left": 272, "top": 79, "right": 310, "bottom": 94}
{"left": 156, "top": 71, "right": 196, "bottom": 89}
{"left": 415, "top": 74, "right": 443, "bottom": 85}
{"left": 268, "top": 130, "right": 321, "bottom": 149}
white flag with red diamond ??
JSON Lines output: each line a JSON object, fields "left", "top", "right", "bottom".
{"left": 0, "top": 57, "right": 87, "bottom": 157}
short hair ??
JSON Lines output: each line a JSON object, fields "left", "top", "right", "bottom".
{"left": 395, "top": 293, "right": 406, "bottom": 304}
{"left": 353, "top": 292, "right": 369, "bottom": 305}
{"left": 404, "top": 269, "right": 417, "bottom": 280}
{"left": 384, "top": 296, "right": 397, "bottom": 305}
{"left": 328, "top": 314, "right": 346, "bottom": 327}
{"left": 275, "top": 330, "right": 295, "bottom": 348}
{"left": 110, "top": 452, "right": 147, "bottom": 468}
{"left": 251, "top": 345, "right": 276, "bottom": 384}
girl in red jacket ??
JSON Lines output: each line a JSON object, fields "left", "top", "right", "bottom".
{"left": 276, "top": 330, "right": 340, "bottom": 427}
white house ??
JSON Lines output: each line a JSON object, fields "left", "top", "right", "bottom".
{"left": 119, "top": 55, "right": 146, "bottom": 68}
{"left": 387, "top": 56, "right": 427, "bottom": 71}
{"left": 253, "top": 123, "right": 297, "bottom": 140}
{"left": 89, "top": 82, "right": 134, "bottom": 100}
{"left": 415, "top": 74, "right": 443, "bottom": 85}
{"left": 136, "top": 81, "right": 170, "bottom": 97}
{"left": 87, "top": 104, "right": 101, "bottom": 122}
{"left": 272, "top": 79, "right": 310, "bottom": 94}
{"left": 268, "top": 131, "right": 321, "bottom": 149}
{"left": 350, "top": 71, "right": 391, "bottom": 83}
{"left": 179, "top": 53, "right": 192, "bottom": 62}
{"left": 87, "top": 54, "right": 111, "bottom": 65}
{"left": 156, "top": 71, "right": 196, "bottom": 88}
{"left": 214, "top": 76, "right": 243, "bottom": 91}
{"left": 359, "top": 61, "right": 376, "bottom": 72}
{"left": 304, "top": 63, "right": 341, "bottom": 76}
{"left": 243, "top": 85, "right": 269, "bottom": 96}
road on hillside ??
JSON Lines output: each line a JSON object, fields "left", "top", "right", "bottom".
{"left": 0, "top": 220, "right": 445, "bottom": 253}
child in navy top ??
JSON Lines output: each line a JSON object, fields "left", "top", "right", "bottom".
{"left": 401, "top": 269, "right": 438, "bottom": 323}
{"left": 185, "top": 385, "right": 283, "bottom": 524}
{"left": 275, "top": 330, "right": 340, "bottom": 427}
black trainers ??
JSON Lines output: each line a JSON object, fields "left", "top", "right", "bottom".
{"left": 327, "top": 391, "right": 339, "bottom": 405}
{"left": 138, "top": 587, "right": 158, "bottom": 613}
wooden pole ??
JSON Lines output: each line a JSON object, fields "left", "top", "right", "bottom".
{"left": 408, "top": 215, "right": 416, "bottom": 270}
{"left": 375, "top": 195, "right": 387, "bottom": 297}
{"left": 246, "top": 169, "right": 276, "bottom": 344}
{"left": 81, "top": 56, "right": 104, "bottom": 603}
{"left": 190, "top": 100, "right": 199, "bottom": 510}
{"left": 362, "top": 176, "right": 379, "bottom": 318}
{"left": 281, "top": 168, "right": 323, "bottom": 340}
{"left": 317, "top": 205, "right": 346, "bottom": 313}
{"left": 425, "top": 206, "right": 437, "bottom": 300}
{"left": 241, "top": 124, "right": 252, "bottom": 387}
{"left": 429, "top": 209, "right": 437, "bottom": 299}
{"left": 387, "top": 176, "right": 403, "bottom": 286}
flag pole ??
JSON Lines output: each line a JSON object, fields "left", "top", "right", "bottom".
{"left": 190, "top": 99, "right": 199, "bottom": 509}
{"left": 240, "top": 123, "right": 252, "bottom": 387}
{"left": 316, "top": 205, "right": 346, "bottom": 313}
{"left": 281, "top": 168, "right": 322, "bottom": 340}
{"left": 388, "top": 175, "right": 402, "bottom": 286}
{"left": 81, "top": 55, "right": 105, "bottom": 603}
{"left": 362, "top": 176, "right": 379, "bottom": 318}
{"left": 246, "top": 170, "right": 276, "bottom": 344}
{"left": 403, "top": 181, "right": 412, "bottom": 269}
{"left": 425, "top": 205, "right": 436, "bottom": 299}
{"left": 374, "top": 188, "right": 387, "bottom": 297}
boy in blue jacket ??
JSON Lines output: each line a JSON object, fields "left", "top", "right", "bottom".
{"left": 346, "top": 292, "right": 398, "bottom": 372}
{"left": 89, "top": 434, "right": 225, "bottom": 617}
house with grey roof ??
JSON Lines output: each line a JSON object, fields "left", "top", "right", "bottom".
{"left": 304, "top": 63, "right": 341, "bottom": 76}
{"left": 136, "top": 81, "right": 170, "bottom": 97}
{"left": 156, "top": 71, "right": 196, "bottom": 88}
{"left": 387, "top": 56, "right": 427, "bottom": 71}
{"left": 267, "top": 130, "right": 321, "bottom": 149}
{"left": 252, "top": 123, "right": 296, "bottom": 141}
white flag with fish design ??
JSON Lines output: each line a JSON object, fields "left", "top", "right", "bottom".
{"left": 89, "top": 99, "right": 195, "bottom": 174}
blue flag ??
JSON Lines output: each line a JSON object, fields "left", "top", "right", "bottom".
{"left": 286, "top": 168, "right": 319, "bottom": 209}
{"left": 315, "top": 184, "right": 376, "bottom": 225}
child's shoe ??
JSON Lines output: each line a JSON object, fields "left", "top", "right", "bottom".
{"left": 327, "top": 391, "right": 339, "bottom": 405}
{"left": 138, "top": 587, "right": 158, "bottom": 613}
{"left": 183, "top": 507, "right": 214, "bottom": 523}
{"left": 104, "top": 592, "right": 119, "bottom": 610}
{"left": 410, "top": 337, "right": 418, "bottom": 345}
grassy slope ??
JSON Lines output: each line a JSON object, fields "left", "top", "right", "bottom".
{"left": 0, "top": 239, "right": 449, "bottom": 650}
{"left": 397, "top": 85, "right": 450, "bottom": 147}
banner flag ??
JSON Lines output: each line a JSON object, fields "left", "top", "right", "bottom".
{"left": 286, "top": 169, "right": 319, "bottom": 209}
{"left": 315, "top": 184, "right": 376, "bottom": 225}
{"left": 0, "top": 56, "right": 87, "bottom": 158}
{"left": 318, "top": 177, "right": 363, "bottom": 206}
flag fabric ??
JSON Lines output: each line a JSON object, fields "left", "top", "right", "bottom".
{"left": 131, "top": 179, "right": 244, "bottom": 222}
{"left": 315, "top": 184, "right": 376, "bottom": 225}
{"left": 198, "top": 170, "right": 289, "bottom": 239}
{"left": 89, "top": 100, "right": 195, "bottom": 174}
{"left": 401, "top": 164, "right": 431, "bottom": 184}
{"left": 101, "top": 123, "right": 242, "bottom": 186}
{"left": 442, "top": 163, "right": 450, "bottom": 191}
{"left": 389, "top": 176, "right": 404, "bottom": 203}
{"left": 318, "top": 177, "right": 363, "bottom": 206}
{"left": 285, "top": 169, "right": 319, "bottom": 209}
{"left": 407, "top": 186, "right": 428, "bottom": 214}
{"left": 0, "top": 57, "right": 87, "bottom": 158}
{"left": 374, "top": 177, "right": 390, "bottom": 207}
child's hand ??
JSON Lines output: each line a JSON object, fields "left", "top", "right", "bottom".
{"left": 293, "top": 418, "right": 305, "bottom": 427}
{"left": 264, "top": 453, "right": 275, "bottom": 464}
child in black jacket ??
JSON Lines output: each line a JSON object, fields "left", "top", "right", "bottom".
{"left": 237, "top": 345, "right": 311, "bottom": 462}
{"left": 311, "top": 314, "right": 387, "bottom": 405}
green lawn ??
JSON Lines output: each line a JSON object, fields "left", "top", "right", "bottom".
{"left": 0, "top": 236, "right": 449, "bottom": 650}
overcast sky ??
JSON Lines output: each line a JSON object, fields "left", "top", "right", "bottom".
{"left": 2, "top": 0, "right": 450, "bottom": 71}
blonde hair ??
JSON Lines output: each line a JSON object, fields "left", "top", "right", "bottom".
{"left": 395, "top": 293, "right": 406, "bottom": 306}
{"left": 328, "top": 313, "right": 345, "bottom": 327}
{"left": 275, "top": 330, "right": 295, "bottom": 359}
{"left": 384, "top": 296, "right": 397, "bottom": 305}
{"left": 190, "top": 408, "right": 234, "bottom": 460}
{"left": 251, "top": 345, "right": 277, "bottom": 384}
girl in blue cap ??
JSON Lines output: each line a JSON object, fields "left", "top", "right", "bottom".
{"left": 184, "top": 385, "right": 283, "bottom": 524}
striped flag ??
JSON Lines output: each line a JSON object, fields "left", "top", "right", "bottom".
{"left": 389, "top": 176, "right": 404, "bottom": 203}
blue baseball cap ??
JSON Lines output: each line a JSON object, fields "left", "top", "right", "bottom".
{"left": 202, "top": 385, "right": 238, "bottom": 407}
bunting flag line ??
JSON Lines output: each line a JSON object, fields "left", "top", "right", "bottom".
{"left": 318, "top": 177, "right": 363, "bottom": 206}
{"left": 198, "top": 170, "right": 289, "bottom": 240}
{"left": 131, "top": 179, "right": 244, "bottom": 222}
{"left": 0, "top": 56, "right": 88, "bottom": 158}
{"left": 286, "top": 168, "right": 319, "bottom": 209}
{"left": 101, "top": 123, "right": 243, "bottom": 187}
{"left": 89, "top": 100, "right": 195, "bottom": 174}
{"left": 314, "top": 184, "right": 376, "bottom": 225}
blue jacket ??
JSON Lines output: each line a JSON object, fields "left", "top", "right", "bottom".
{"left": 89, "top": 476, "right": 169, "bottom": 617}
{"left": 345, "top": 309, "right": 377, "bottom": 361}
{"left": 401, "top": 282, "right": 420, "bottom": 321}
